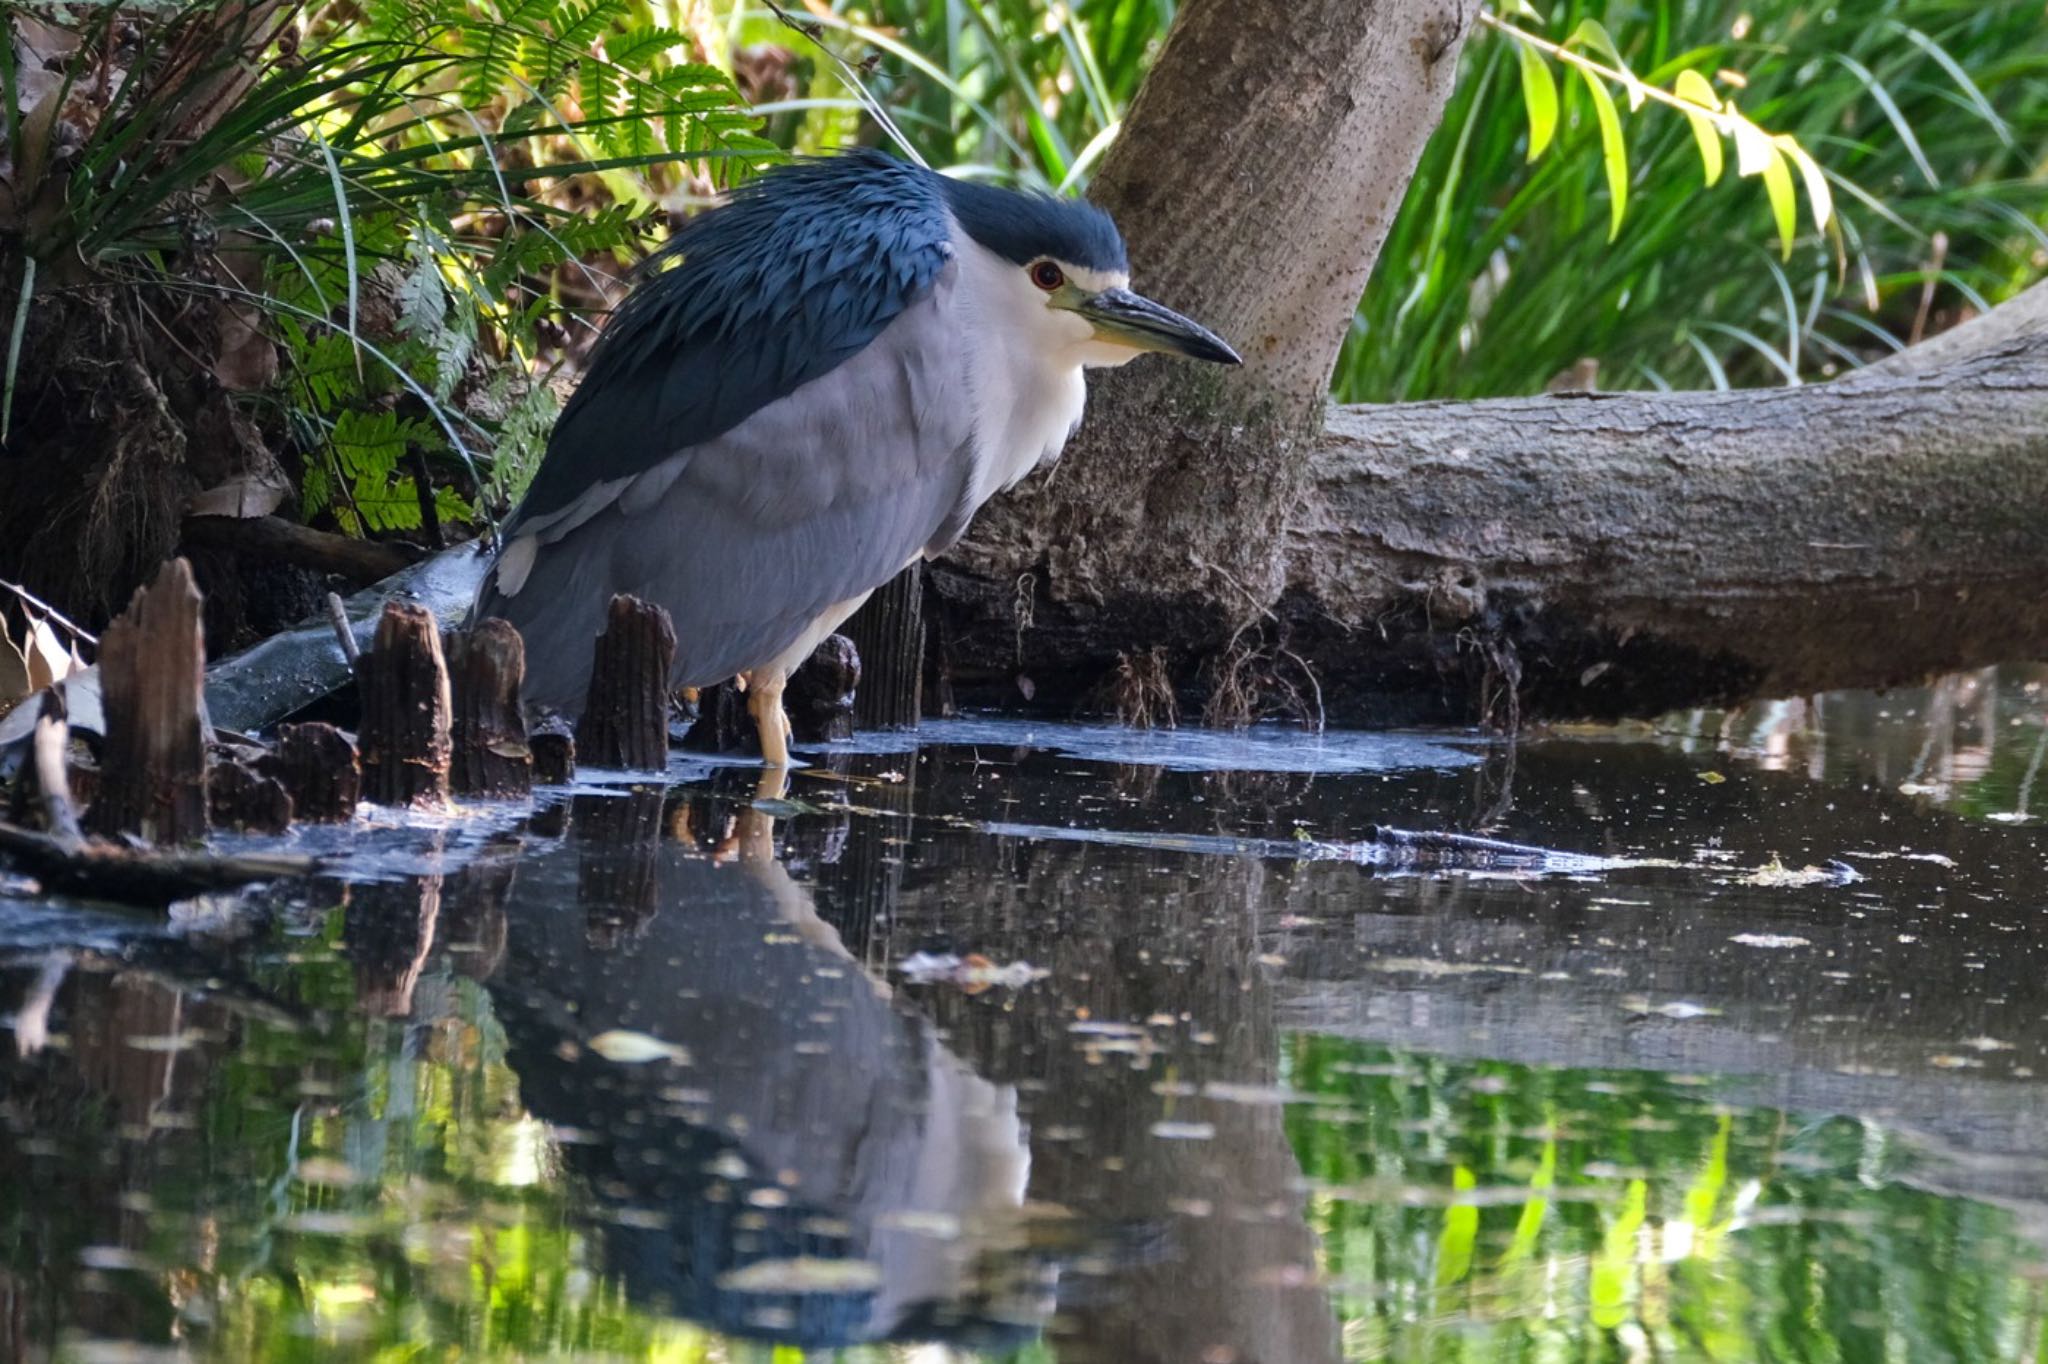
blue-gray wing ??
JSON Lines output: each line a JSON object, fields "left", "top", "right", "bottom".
{"left": 476, "top": 261, "right": 977, "bottom": 711}
{"left": 511, "top": 151, "right": 956, "bottom": 529}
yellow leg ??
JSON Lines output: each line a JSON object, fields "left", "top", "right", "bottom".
{"left": 746, "top": 671, "right": 792, "bottom": 769}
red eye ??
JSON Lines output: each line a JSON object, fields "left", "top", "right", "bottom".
{"left": 1030, "top": 260, "right": 1065, "bottom": 291}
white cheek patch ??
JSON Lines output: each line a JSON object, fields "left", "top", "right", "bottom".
{"left": 494, "top": 535, "right": 538, "bottom": 597}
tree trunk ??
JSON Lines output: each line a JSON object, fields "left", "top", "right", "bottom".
{"left": 927, "top": 0, "right": 2048, "bottom": 728}
{"left": 943, "top": 0, "right": 1484, "bottom": 665}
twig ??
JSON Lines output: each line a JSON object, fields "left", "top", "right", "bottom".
{"left": 326, "top": 592, "right": 361, "bottom": 666}
{"left": 1479, "top": 10, "right": 1743, "bottom": 133}
{"left": 759, "top": 0, "right": 927, "bottom": 168}
{"left": 0, "top": 577, "right": 98, "bottom": 647}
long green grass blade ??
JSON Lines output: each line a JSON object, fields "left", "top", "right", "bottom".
{"left": 1, "top": 256, "right": 34, "bottom": 447}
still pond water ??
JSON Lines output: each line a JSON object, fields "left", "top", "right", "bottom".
{"left": 4, "top": 668, "right": 2048, "bottom": 1362}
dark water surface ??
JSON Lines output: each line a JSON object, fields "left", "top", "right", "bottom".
{"left": 4, "top": 668, "right": 2047, "bottom": 1362}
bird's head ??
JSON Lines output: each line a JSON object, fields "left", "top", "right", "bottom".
{"left": 939, "top": 177, "right": 1241, "bottom": 370}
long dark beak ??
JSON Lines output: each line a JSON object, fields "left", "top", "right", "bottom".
{"left": 1076, "top": 287, "right": 1241, "bottom": 365}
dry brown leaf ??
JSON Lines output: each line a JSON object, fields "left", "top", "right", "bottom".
{"left": 0, "top": 619, "right": 29, "bottom": 709}
{"left": 213, "top": 303, "right": 279, "bottom": 392}
{"left": 23, "top": 616, "right": 73, "bottom": 691}
{"left": 187, "top": 467, "right": 290, "bottom": 519}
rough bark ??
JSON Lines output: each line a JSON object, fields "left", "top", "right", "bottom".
{"left": 355, "top": 602, "right": 453, "bottom": 808}
{"left": 946, "top": 0, "right": 1483, "bottom": 653}
{"left": 445, "top": 619, "right": 533, "bottom": 798}
{"left": 258, "top": 721, "right": 360, "bottom": 821}
{"left": 576, "top": 595, "right": 676, "bottom": 771}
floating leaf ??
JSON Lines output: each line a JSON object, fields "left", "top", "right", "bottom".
{"left": 718, "top": 1257, "right": 884, "bottom": 1294}
{"left": 1673, "top": 69, "right": 1724, "bottom": 186}
{"left": 1515, "top": 39, "right": 1558, "bottom": 161}
{"left": 587, "top": 1029, "right": 691, "bottom": 1065}
{"left": 1576, "top": 67, "right": 1628, "bottom": 241}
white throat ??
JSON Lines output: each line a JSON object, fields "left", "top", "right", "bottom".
{"left": 950, "top": 231, "right": 1137, "bottom": 505}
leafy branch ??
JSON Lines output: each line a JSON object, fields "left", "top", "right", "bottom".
{"left": 1482, "top": 8, "right": 1834, "bottom": 259}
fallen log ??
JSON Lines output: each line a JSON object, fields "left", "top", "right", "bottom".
{"left": 934, "top": 327, "right": 2048, "bottom": 725}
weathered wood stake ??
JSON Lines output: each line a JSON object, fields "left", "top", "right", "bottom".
{"left": 787, "top": 634, "right": 860, "bottom": 743}
{"left": 355, "top": 602, "right": 452, "bottom": 808}
{"left": 208, "top": 761, "right": 293, "bottom": 834}
{"left": 844, "top": 563, "right": 922, "bottom": 729}
{"left": 530, "top": 719, "right": 575, "bottom": 785}
{"left": 260, "top": 722, "right": 361, "bottom": 821}
{"left": 576, "top": 595, "right": 675, "bottom": 771}
{"left": 445, "top": 620, "right": 532, "bottom": 797}
{"left": 89, "top": 558, "right": 209, "bottom": 844}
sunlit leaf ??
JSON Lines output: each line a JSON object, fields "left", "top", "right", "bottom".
{"left": 1673, "top": 69, "right": 1723, "bottom": 187}
{"left": 1567, "top": 18, "right": 1644, "bottom": 111}
{"left": 1576, "top": 67, "right": 1628, "bottom": 241}
{"left": 1514, "top": 39, "right": 1558, "bottom": 162}
{"left": 1760, "top": 144, "right": 1798, "bottom": 259}
{"left": 1730, "top": 114, "right": 1775, "bottom": 178}
{"left": 1774, "top": 133, "right": 1834, "bottom": 231}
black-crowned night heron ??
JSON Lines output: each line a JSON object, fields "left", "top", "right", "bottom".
{"left": 475, "top": 149, "right": 1239, "bottom": 766}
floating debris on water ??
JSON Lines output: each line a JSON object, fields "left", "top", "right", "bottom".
{"left": 587, "top": 1030, "right": 692, "bottom": 1065}
{"left": 717, "top": 1257, "right": 885, "bottom": 1294}
{"left": 897, "top": 952, "right": 1048, "bottom": 990}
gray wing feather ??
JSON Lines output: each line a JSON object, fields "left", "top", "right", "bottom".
{"left": 476, "top": 262, "right": 978, "bottom": 712}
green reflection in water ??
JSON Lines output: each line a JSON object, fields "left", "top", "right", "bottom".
{"left": 1284, "top": 1035, "right": 2048, "bottom": 1362}
{"left": 0, "top": 911, "right": 1047, "bottom": 1363}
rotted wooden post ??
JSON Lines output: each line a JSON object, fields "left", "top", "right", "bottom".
{"left": 787, "top": 634, "right": 861, "bottom": 743}
{"left": 208, "top": 761, "right": 293, "bottom": 834}
{"left": 843, "top": 563, "right": 923, "bottom": 729}
{"left": 259, "top": 722, "right": 361, "bottom": 820}
{"left": 89, "top": 559, "right": 209, "bottom": 844}
{"left": 355, "top": 602, "right": 452, "bottom": 808}
{"left": 576, "top": 595, "right": 675, "bottom": 771}
{"left": 445, "top": 619, "right": 532, "bottom": 798}
{"left": 530, "top": 719, "right": 575, "bottom": 785}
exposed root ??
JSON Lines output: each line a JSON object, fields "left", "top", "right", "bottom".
{"left": 1199, "top": 625, "right": 1327, "bottom": 730}
{"left": 1107, "top": 646, "right": 1178, "bottom": 729}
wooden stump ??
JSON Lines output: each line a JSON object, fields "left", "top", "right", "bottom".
{"left": 260, "top": 722, "right": 360, "bottom": 821}
{"left": 844, "top": 563, "right": 923, "bottom": 729}
{"left": 355, "top": 602, "right": 452, "bottom": 809}
{"left": 576, "top": 595, "right": 675, "bottom": 771}
{"left": 89, "top": 559, "right": 209, "bottom": 844}
{"left": 445, "top": 620, "right": 532, "bottom": 798}
{"left": 680, "top": 680, "right": 753, "bottom": 754}
{"left": 208, "top": 760, "right": 293, "bottom": 834}
{"left": 788, "top": 634, "right": 861, "bottom": 743}
{"left": 530, "top": 719, "right": 575, "bottom": 785}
